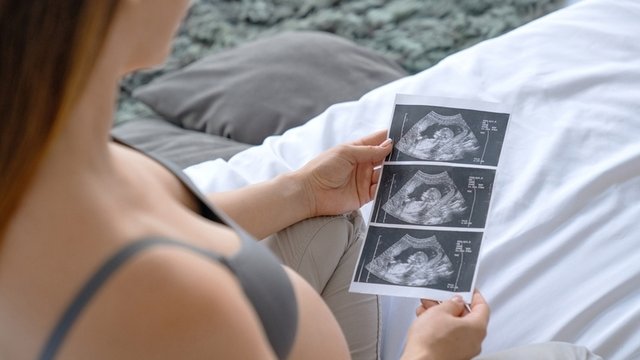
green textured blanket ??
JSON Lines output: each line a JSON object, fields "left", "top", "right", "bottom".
{"left": 117, "top": 0, "right": 563, "bottom": 123}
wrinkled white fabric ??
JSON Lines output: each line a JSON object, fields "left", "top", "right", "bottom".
{"left": 186, "top": 0, "right": 640, "bottom": 358}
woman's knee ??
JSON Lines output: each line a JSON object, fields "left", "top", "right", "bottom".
{"left": 261, "top": 211, "right": 364, "bottom": 290}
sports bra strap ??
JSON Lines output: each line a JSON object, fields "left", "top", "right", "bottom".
{"left": 39, "top": 237, "right": 228, "bottom": 360}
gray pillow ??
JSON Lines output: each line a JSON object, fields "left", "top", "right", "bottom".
{"left": 111, "top": 118, "right": 251, "bottom": 168}
{"left": 133, "top": 31, "right": 407, "bottom": 145}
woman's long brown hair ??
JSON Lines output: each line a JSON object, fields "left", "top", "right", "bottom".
{"left": 0, "top": 1, "right": 120, "bottom": 240}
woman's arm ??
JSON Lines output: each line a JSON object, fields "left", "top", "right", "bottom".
{"left": 207, "top": 130, "right": 392, "bottom": 239}
{"left": 207, "top": 171, "right": 312, "bottom": 240}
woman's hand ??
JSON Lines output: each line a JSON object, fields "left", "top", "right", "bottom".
{"left": 402, "top": 291, "right": 490, "bottom": 360}
{"left": 296, "top": 129, "right": 393, "bottom": 218}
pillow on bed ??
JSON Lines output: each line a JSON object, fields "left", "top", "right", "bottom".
{"left": 133, "top": 31, "right": 407, "bottom": 145}
{"left": 111, "top": 118, "right": 251, "bottom": 169}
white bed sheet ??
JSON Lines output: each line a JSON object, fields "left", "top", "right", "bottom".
{"left": 186, "top": 0, "right": 640, "bottom": 358}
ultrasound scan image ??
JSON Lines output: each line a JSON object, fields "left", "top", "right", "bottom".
{"left": 382, "top": 171, "right": 466, "bottom": 225}
{"left": 365, "top": 234, "right": 454, "bottom": 287}
{"left": 396, "top": 111, "right": 480, "bottom": 161}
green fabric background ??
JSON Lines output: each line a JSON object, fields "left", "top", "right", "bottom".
{"left": 116, "top": 0, "right": 563, "bottom": 123}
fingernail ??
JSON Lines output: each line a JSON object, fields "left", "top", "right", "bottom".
{"left": 380, "top": 138, "right": 393, "bottom": 147}
{"left": 451, "top": 295, "right": 464, "bottom": 304}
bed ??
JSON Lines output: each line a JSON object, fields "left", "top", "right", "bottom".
{"left": 181, "top": 0, "right": 640, "bottom": 358}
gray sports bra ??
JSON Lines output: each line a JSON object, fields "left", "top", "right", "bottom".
{"left": 39, "top": 139, "right": 298, "bottom": 359}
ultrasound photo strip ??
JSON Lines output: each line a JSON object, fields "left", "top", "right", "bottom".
{"left": 350, "top": 95, "right": 510, "bottom": 302}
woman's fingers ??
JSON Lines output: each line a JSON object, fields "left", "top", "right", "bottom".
{"left": 415, "top": 298, "right": 444, "bottom": 317}
{"left": 341, "top": 139, "right": 392, "bottom": 165}
{"left": 433, "top": 296, "right": 466, "bottom": 317}
{"left": 351, "top": 129, "right": 388, "bottom": 146}
{"left": 466, "top": 291, "right": 490, "bottom": 327}
{"left": 420, "top": 298, "right": 439, "bottom": 309}
{"left": 372, "top": 167, "right": 382, "bottom": 184}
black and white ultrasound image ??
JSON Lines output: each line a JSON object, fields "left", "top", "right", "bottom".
{"left": 353, "top": 226, "right": 482, "bottom": 292}
{"left": 372, "top": 165, "right": 495, "bottom": 228}
{"left": 388, "top": 104, "right": 509, "bottom": 166}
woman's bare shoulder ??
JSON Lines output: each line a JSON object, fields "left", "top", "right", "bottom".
{"left": 56, "top": 244, "right": 277, "bottom": 359}
{"left": 110, "top": 142, "right": 201, "bottom": 213}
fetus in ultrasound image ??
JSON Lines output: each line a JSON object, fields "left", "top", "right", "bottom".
{"left": 396, "top": 111, "right": 480, "bottom": 161}
{"left": 365, "top": 234, "right": 454, "bottom": 287}
{"left": 382, "top": 170, "right": 466, "bottom": 225}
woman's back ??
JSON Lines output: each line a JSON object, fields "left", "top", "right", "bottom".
{"left": 0, "top": 143, "right": 349, "bottom": 359}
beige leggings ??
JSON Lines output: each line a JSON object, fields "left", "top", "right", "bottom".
{"left": 263, "top": 212, "right": 603, "bottom": 360}
{"left": 262, "top": 211, "right": 380, "bottom": 360}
